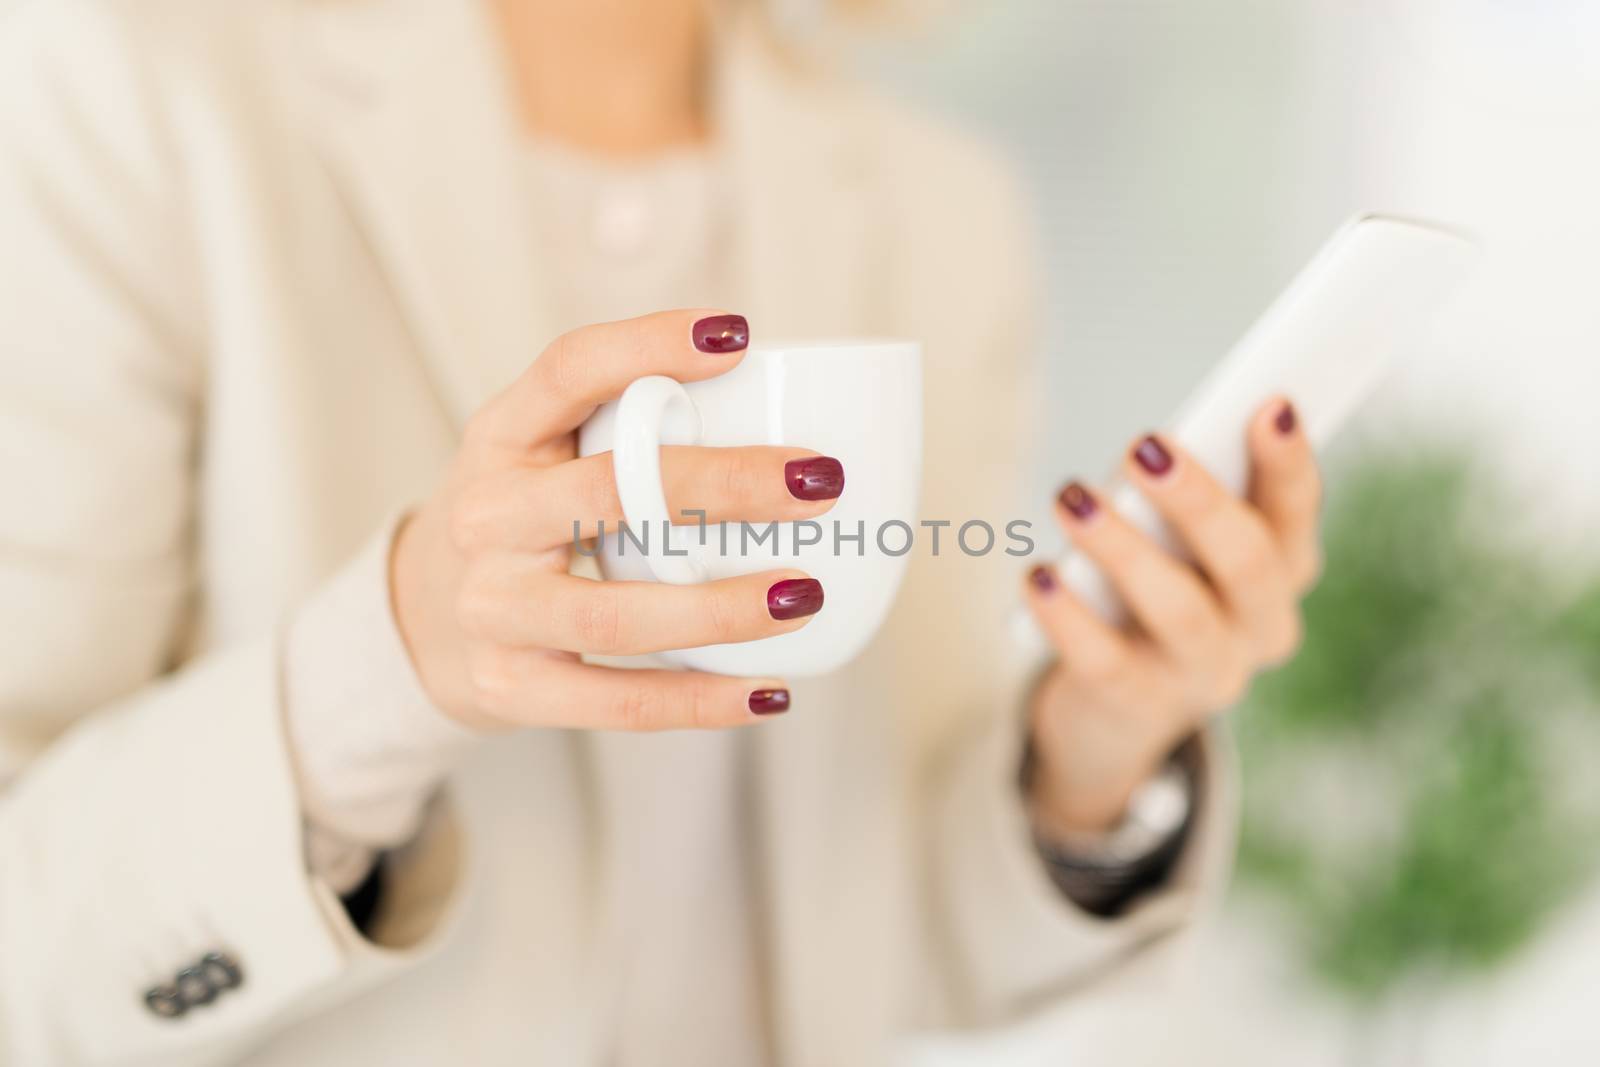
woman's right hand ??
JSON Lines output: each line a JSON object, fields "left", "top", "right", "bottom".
{"left": 391, "top": 310, "right": 844, "bottom": 732}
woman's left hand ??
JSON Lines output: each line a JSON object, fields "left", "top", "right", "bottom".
{"left": 1023, "top": 396, "right": 1323, "bottom": 836}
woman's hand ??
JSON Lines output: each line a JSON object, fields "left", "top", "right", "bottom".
{"left": 1023, "top": 398, "right": 1322, "bottom": 835}
{"left": 391, "top": 309, "right": 844, "bottom": 733}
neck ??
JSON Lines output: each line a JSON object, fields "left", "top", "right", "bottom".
{"left": 491, "top": 0, "right": 710, "bottom": 157}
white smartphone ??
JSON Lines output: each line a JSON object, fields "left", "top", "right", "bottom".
{"left": 1027, "top": 213, "right": 1480, "bottom": 636}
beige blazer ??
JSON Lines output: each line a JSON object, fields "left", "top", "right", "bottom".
{"left": 0, "top": 1, "right": 1235, "bottom": 1064}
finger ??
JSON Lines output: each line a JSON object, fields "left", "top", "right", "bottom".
{"left": 467, "top": 309, "right": 751, "bottom": 454}
{"left": 453, "top": 447, "right": 844, "bottom": 553}
{"left": 466, "top": 652, "right": 792, "bottom": 730}
{"left": 1022, "top": 563, "right": 1137, "bottom": 684}
{"left": 1052, "top": 480, "right": 1234, "bottom": 666}
{"left": 458, "top": 562, "right": 825, "bottom": 656}
{"left": 1121, "top": 431, "right": 1296, "bottom": 649}
{"left": 1245, "top": 397, "right": 1323, "bottom": 592}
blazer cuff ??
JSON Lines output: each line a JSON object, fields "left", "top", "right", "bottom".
{"left": 930, "top": 712, "right": 1237, "bottom": 1025}
{"left": 0, "top": 640, "right": 468, "bottom": 1063}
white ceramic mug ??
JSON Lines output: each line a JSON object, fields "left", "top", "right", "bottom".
{"left": 577, "top": 338, "right": 923, "bottom": 676}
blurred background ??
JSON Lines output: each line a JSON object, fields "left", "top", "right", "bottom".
{"left": 846, "top": 0, "right": 1600, "bottom": 1063}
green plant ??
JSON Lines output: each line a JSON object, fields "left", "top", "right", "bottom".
{"left": 1234, "top": 442, "right": 1600, "bottom": 1001}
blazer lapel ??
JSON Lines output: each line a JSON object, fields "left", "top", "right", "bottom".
{"left": 296, "top": 0, "right": 550, "bottom": 426}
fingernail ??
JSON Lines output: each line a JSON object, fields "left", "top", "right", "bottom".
{"left": 692, "top": 314, "right": 749, "bottom": 354}
{"left": 1057, "top": 480, "right": 1098, "bottom": 520}
{"left": 749, "top": 688, "right": 791, "bottom": 715}
{"left": 785, "top": 456, "right": 845, "bottom": 501}
{"left": 1028, "top": 565, "right": 1057, "bottom": 593}
{"left": 767, "top": 578, "right": 824, "bottom": 620}
{"left": 1133, "top": 435, "right": 1174, "bottom": 477}
{"left": 1274, "top": 401, "right": 1297, "bottom": 435}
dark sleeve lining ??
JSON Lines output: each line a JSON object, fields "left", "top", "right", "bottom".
{"left": 340, "top": 856, "right": 387, "bottom": 935}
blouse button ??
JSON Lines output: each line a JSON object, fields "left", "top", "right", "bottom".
{"left": 591, "top": 190, "right": 651, "bottom": 256}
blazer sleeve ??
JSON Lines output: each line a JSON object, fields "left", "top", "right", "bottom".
{"left": 0, "top": 5, "right": 462, "bottom": 1063}
{"left": 928, "top": 711, "right": 1238, "bottom": 1033}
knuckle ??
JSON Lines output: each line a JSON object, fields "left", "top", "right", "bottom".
{"left": 682, "top": 677, "right": 724, "bottom": 730}
{"left": 719, "top": 450, "right": 763, "bottom": 505}
{"left": 703, "top": 584, "right": 747, "bottom": 642}
{"left": 571, "top": 587, "right": 625, "bottom": 653}
{"left": 542, "top": 332, "right": 587, "bottom": 398}
{"left": 1206, "top": 524, "right": 1275, "bottom": 589}
{"left": 614, "top": 684, "right": 663, "bottom": 732}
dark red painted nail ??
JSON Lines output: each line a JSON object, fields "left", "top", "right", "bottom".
{"left": 1028, "top": 565, "right": 1057, "bottom": 593}
{"left": 767, "top": 578, "right": 824, "bottom": 620}
{"left": 785, "top": 456, "right": 845, "bottom": 501}
{"left": 749, "top": 689, "right": 791, "bottom": 715}
{"left": 1274, "top": 401, "right": 1297, "bottom": 435}
{"left": 1133, "top": 435, "right": 1174, "bottom": 477}
{"left": 1058, "top": 481, "right": 1098, "bottom": 520}
{"left": 692, "top": 314, "right": 749, "bottom": 354}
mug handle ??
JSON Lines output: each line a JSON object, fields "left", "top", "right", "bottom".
{"left": 611, "top": 375, "right": 708, "bottom": 585}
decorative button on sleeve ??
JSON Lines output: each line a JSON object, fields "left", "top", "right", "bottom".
{"left": 142, "top": 951, "right": 245, "bottom": 1020}
{"left": 143, "top": 985, "right": 185, "bottom": 1019}
{"left": 199, "top": 951, "right": 243, "bottom": 992}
